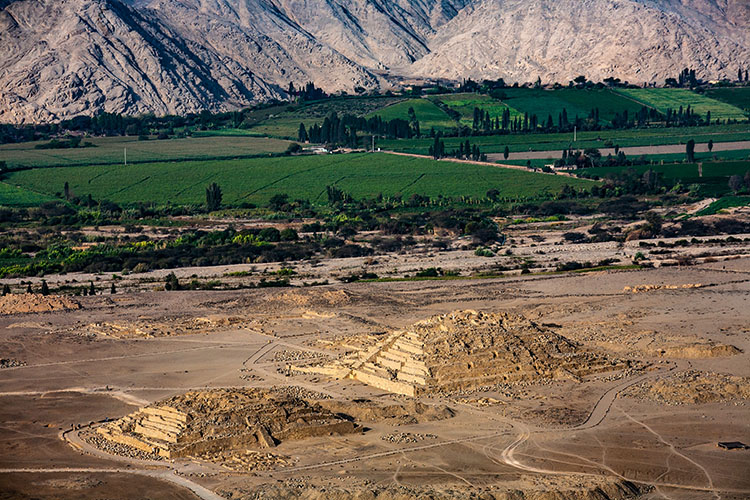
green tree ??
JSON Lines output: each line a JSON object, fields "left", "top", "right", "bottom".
{"left": 89, "top": 281, "right": 96, "bottom": 296}
{"left": 708, "top": 139, "right": 714, "bottom": 152}
{"left": 298, "top": 123, "right": 308, "bottom": 142}
{"left": 2, "top": 284, "right": 10, "bottom": 296}
{"left": 165, "top": 273, "right": 180, "bottom": 291}
{"left": 280, "top": 228, "right": 299, "bottom": 241}
{"left": 64, "top": 182, "right": 70, "bottom": 200}
{"left": 503, "top": 146, "right": 510, "bottom": 160}
{"left": 111, "top": 282, "right": 117, "bottom": 294}
{"left": 686, "top": 139, "right": 696, "bottom": 163}
{"left": 205, "top": 182, "right": 222, "bottom": 211}
{"left": 41, "top": 280, "right": 49, "bottom": 296}
{"left": 268, "top": 193, "right": 289, "bottom": 210}
{"left": 26, "top": 283, "right": 32, "bottom": 294}
{"left": 729, "top": 175, "right": 743, "bottom": 194}
{"left": 286, "top": 142, "right": 303, "bottom": 155}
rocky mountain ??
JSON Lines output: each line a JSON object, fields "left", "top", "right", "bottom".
{"left": 1, "top": 0, "right": 748, "bottom": 123}
{"left": 408, "top": 0, "right": 750, "bottom": 84}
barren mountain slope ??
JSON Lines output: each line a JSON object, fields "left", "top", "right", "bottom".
{"left": 143, "top": 0, "right": 383, "bottom": 92}
{"left": 408, "top": 0, "right": 750, "bottom": 84}
{"left": 0, "top": 0, "right": 285, "bottom": 123}
{"left": 1, "top": 0, "right": 748, "bottom": 123}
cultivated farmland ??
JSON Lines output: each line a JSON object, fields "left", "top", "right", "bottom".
{"left": 431, "top": 93, "right": 522, "bottom": 127}
{"left": 616, "top": 88, "right": 748, "bottom": 121}
{"left": 704, "top": 88, "right": 750, "bottom": 112}
{"left": 0, "top": 135, "right": 291, "bottom": 169}
{"left": 0, "top": 181, "right": 55, "bottom": 207}
{"left": 5, "top": 153, "right": 595, "bottom": 207}
{"left": 368, "top": 98, "right": 456, "bottom": 131}
{"left": 377, "top": 123, "right": 750, "bottom": 155}
{"left": 249, "top": 96, "right": 403, "bottom": 138}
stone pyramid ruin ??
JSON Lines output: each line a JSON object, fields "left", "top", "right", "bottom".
{"left": 347, "top": 310, "right": 625, "bottom": 396}
{"left": 96, "top": 388, "right": 359, "bottom": 458}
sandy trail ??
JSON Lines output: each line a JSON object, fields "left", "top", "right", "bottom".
{"left": 619, "top": 408, "right": 721, "bottom": 500}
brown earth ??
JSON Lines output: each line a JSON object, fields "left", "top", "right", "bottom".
{"left": 0, "top": 294, "right": 80, "bottom": 315}
{"left": 1, "top": 257, "right": 749, "bottom": 499}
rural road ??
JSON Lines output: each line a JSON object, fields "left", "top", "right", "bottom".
{"left": 487, "top": 139, "right": 750, "bottom": 161}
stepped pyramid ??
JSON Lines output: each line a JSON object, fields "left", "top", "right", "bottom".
{"left": 96, "top": 388, "right": 359, "bottom": 458}
{"left": 346, "top": 310, "right": 625, "bottom": 396}
{"left": 97, "top": 405, "right": 189, "bottom": 457}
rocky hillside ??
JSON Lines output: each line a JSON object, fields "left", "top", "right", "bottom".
{"left": 408, "top": 0, "right": 750, "bottom": 84}
{"left": 1, "top": 0, "right": 748, "bottom": 122}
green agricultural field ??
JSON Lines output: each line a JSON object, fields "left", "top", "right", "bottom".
{"left": 5, "top": 153, "right": 595, "bottom": 207}
{"left": 368, "top": 99, "right": 456, "bottom": 131}
{"left": 431, "top": 93, "right": 522, "bottom": 127}
{"left": 704, "top": 88, "right": 750, "bottom": 112}
{"left": 0, "top": 181, "right": 56, "bottom": 207}
{"left": 250, "top": 97, "right": 404, "bottom": 138}
{"left": 494, "top": 88, "right": 591, "bottom": 123}
{"left": 616, "top": 88, "right": 748, "bottom": 121}
{"left": 377, "top": 124, "right": 750, "bottom": 155}
{"left": 0, "top": 135, "right": 291, "bottom": 169}
{"left": 552, "top": 88, "right": 648, "bottom": 122}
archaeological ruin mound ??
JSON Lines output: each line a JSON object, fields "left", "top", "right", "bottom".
{"left": 0, "top": 294, "right": 81, "bottom": 315}
{"left": 96, "top": 388, "right": 359, "bottom": 459}
{"left": 344, "top": 310, "right": 627, "bottom": 396}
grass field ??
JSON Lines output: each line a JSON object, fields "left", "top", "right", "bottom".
{"left": 0, "top": 135, "right": 291, "bottom": 169}
{"left": 430, "top": 93, "right": 522, "bottom": 127}
{"left": 616, "top": 88, "right": 748, "bottom": 121}
{"left": 368, "top": 99, "right": 456, "bottom": 131}
{"left": 377, "top": 124, "right": 750, "bottom": 155}
{"left": 704, "top": 88, "right": 750, "bottom": 112}
{"left": 4, "top": 153, "right": 595, "bottom": 207}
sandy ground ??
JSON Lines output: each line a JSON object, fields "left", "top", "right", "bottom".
{"left": 1, "top": 253, "right": 749, "bottom": 499}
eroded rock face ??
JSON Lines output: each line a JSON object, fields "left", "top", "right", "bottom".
{"left": 409, "top": 0, "right": 750, "bottom": 84}
{"left": 95, "top": 388, "right": 359, "bottom": 458}
{"left": 1, "top": 0, "right": 747, "bottom": 123}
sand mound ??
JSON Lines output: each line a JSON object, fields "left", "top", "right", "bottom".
{"left": 651, "top": 343, "right": 741, "bottom": 359}
{"left": 0, "top": 294, "right": 80, "bottom": 315}
{"left": 83, "top": 315, "right": 252, "bottom": 338}
{"left": 341, "top": 310, "right": 627, "bottom": 396}
{"left": 95, "top": 388, "right": 359, "bottom": 460}
{"left": 624, "top": 370, "right": 750, "bottom": 405}
{"left": 267, "top": 289, "right": 353, "bottom": 307}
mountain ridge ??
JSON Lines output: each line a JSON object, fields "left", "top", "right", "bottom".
{"left": 1, "top": 0, "right": 748, "bottom": 123}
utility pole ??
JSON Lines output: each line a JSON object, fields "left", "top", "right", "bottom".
{"left": 371, "top": 135, "right": 375, "bottom": 152}
{"left": 124, "top": 148, "right": 127, "bottom": 166}
{"left": 574, "top": 126, "right": 577, "bottom": 142}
